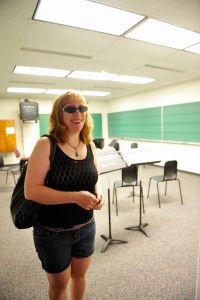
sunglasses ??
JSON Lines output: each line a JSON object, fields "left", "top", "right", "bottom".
{"left": 63, "top": 105, "right": 88, "bottom": 113}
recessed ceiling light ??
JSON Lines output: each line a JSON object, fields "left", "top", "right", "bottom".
{"left": 14, "top": 66, "right": 71, "bottom": 77}
{"left": 45, "top": 89, "right": 69, "bottom": 94}
{"left": 125, "top": 18, "right": 200, "bottom": 49}
{"left": 45, "top": 89, "right": 110, "bottom": 96}
{"left": 34, "top": 0, "right": 145, "bottom": 36}
{"left": 185, "top": 43, "right": 200, "bottom": 54}
{"left": 68, "top": 71, "right": 155, "bottom": 84}
{"left": 81, "top": 91, "right": 110, "bottom": 96}
{"left": 7, "top": 87, "right": 45, "bottom": 93}
{"left": 111, "top": 75, "right": 155, "bottom": 84}
{"left": 68, "top": 71, "right": 117, "bottom": 81}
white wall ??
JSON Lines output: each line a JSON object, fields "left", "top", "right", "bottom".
{"left": 107, "top": 78, "right": 200, "bottom": 111}
{"left": 0, "top": 79, "right": 200, "bottom": 174}
{"left": 87, "top": 100, "right": 108, "bottom": 140}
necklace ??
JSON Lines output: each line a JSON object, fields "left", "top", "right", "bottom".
{"left": 66, "top": 140, "right": 81, "bottom": 157}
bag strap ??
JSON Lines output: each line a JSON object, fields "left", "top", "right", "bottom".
{"left": 41, "top": 134, "right": 56, "bottom": 167}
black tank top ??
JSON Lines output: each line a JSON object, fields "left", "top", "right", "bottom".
{"left": 37, "top": 144, "right": 98, "bottom": 228}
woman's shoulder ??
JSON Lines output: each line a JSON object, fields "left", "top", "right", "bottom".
{"left": 88, "top": 141, "right": 97, "bottom": 157}
{"left": 31, "top": 135, "right": 53, "bottom": 158}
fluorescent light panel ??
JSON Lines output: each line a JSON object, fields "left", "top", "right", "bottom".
{"left": 185, "top": 43, "right": 200, "bottom": 54}
{"left": 7, "top": 87, "right": 45, "bottom": 93}
{"left": 14, "top": 66, "right": 70, "bottom": 77}
{"left": 68, "top": 71, "right": 117, "bottom": 81}
{"left": 7, "top": 87, "right": 109, "bottom": 97}
{"left": 125, "top": 19, "right": 200, "bottom": 50}
{"left": 69, "top": 71, "right": 155, "bottom": 84}
{"left": 34, "top": 0, "right": 200, "bottom": 53}
{"left": 45, "top": 89, "right": 68, "bottom": 94}
{"left": 111, "top": 75, "right": 155, "bottom": 84}
{"left": 45, "top": 89, "right": 110, "bottom": 96}
{"left": 34, "top": 0, "right": 145, "bottom": 35}
{"left": 81, "top": 91, "right": 110, "bottom": 97}
{"left": 13, "top": 67, "right": 155, "bottom": 84}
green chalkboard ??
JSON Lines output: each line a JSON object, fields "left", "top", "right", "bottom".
{"left": 92, "top": 113, "right": 102, "bottom": 138}
{"left": 39, "top": 113, "right": 102, "bottom": 139}
{"left": 39, "top": 114, "right": 49, "bottom": 136}
{"left": 108, "top": 107, "right": 161, "bottom": 140}
{"left": 163, "top": 102, "right": 200, "bottom": 143}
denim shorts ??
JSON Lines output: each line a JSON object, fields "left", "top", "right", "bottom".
{"left": 33, "top": 220, "right": 96, "bottom": 274}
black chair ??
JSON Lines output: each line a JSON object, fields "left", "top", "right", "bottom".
{"left": 112, "top": 165, "right": 145, "bottom": 215}
{"left": 8, "top": 165, "right": 20, "bottom": 184}
{"left": 131, "top": 142, "right": 138, "bottom": 148}
{"left": 113, "top": 142, "right": 120, "bottom": 151}
{"left": 0, "top": 153, "right": 11, "bottom": 183}
{"left": 147, "top": 160, "right": 183, "bottom": 208}
{"left": 0, "top": 153, "right": 20, "bottom": 184}
{"left": 93, "top": 138, "right": 104, "bottom": 149}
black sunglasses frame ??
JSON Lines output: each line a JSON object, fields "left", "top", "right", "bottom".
{"left": 62, "top": 105, "right": 88, "bottom": 113}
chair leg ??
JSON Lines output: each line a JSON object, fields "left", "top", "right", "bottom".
{"left": 11, "top": 171, "right": 16, "bottom": 184}
{"left": 115, "top": 187, "right": 118, "bottom": 216}
{"left": 165, "top": 181, "right": 168, "bottom": 196}
{"left": 112, "top": 185, "right": 115, "bottom": 204}
{"left": 6, "top": 170, "right": 9, "bottom": 183}
{"left": 156, "top": 182, "right": 161, "bottom": 208}
{"left": 177, "top": 179, "right": 183, "bottom": 205}
{"left": 147, "top": 178, "right": 152, "bottom": 198}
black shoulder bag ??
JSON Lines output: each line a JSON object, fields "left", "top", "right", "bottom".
{"left": 10, "top": 135, "right": 56, "bottom": 229}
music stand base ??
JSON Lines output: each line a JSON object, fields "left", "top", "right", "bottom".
{"left": 100, "top": 234, "right": 128, "bottom": 253}
{"left": 125, "top": 223, "right": 150, "bottom": 237}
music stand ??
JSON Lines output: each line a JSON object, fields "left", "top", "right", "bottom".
{"left": 125, "top": 181, "right": 150, "bottom": 237}
{"left": 108, "top": 139, "right": 118, "bottom": 147}
{"left": 97, "top": 148, "right": 128, "bottom": 252}
{"left": 100, "top": 189, "right": 128, "bottom": 253}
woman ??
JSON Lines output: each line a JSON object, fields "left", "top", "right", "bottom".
{"left": 25, "top": 90, "right": 104, "bottom": 300}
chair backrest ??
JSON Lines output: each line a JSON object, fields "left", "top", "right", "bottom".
{"left": 114, "top": 142, "right": 120, "bottom": 151}
{"left": 122, "top": 166, "right": 138, "bottom": 185}
{"left": 131, "top": 142, "right": 138, "bottom": 149}
{"left": 163, "top": 160, "right": 178, "bottom": 180}
{"left": 0, "top": 153, "right": 4, "bottom": 167}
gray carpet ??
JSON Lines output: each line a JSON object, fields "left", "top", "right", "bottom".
{"left": 0, "top": 165, "right": 200, "bottom": 300}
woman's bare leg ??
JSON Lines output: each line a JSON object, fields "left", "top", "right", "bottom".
{"left": 70, "top": 256, "right": 92, "bottom": 300}
{"left": 46, "top": 266, "right": 71, "bottom": 300}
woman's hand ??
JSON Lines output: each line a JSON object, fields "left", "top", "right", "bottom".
{"left": 93, "top": 192, "right": 105, "bottom": 210}
{"left": 75, "top": 191, "right": 99, "bottom": 210}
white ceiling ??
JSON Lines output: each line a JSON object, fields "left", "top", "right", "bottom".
{"left": 0, "top": 0, "right": 200, "bottom": 102}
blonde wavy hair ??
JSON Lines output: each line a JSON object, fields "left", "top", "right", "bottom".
{"left": 48, "top": 91, "right": 94, "bottom": 144}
